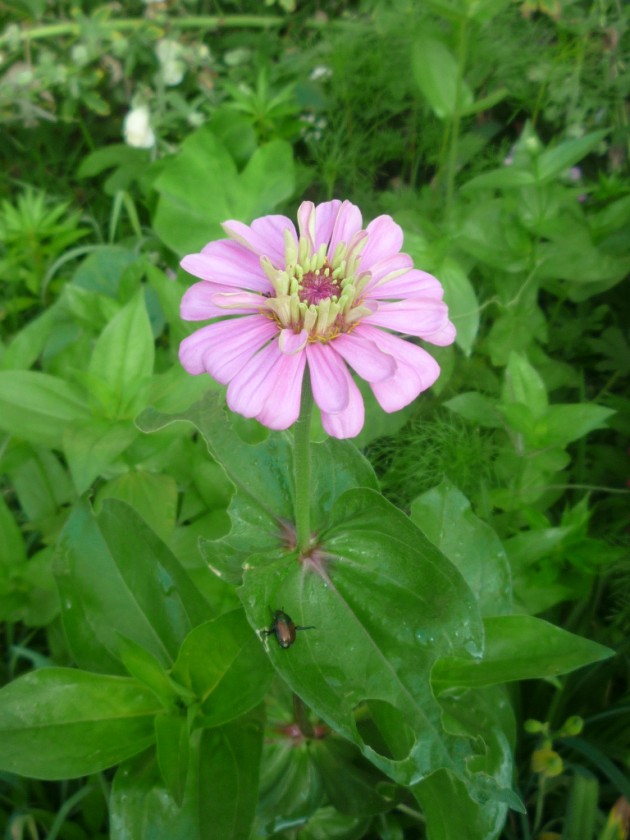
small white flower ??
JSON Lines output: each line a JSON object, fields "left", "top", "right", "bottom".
{"left": 310, "top": 65, "right": 332, "bottom": 81}
{"left": 156, "top": 39, "right": 186, "bottom": 87}
{"left": 123, "top": 105, "right": 155, "bottom": 149}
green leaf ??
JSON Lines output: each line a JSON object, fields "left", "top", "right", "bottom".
{"left": 502, "top": 352, "right": 548, "bottom": 418}
{"left": 412, "top": 34, "right": 474, "bottom": 119}
{"left": 110, "top": 751, "right": 197, "bottom": 840}
{"left": 0, "top": 493, "right": 26, "bottom": 568}
{"left": 561, "top": 770, "right": 598, "bottom": 840}
{"left": 438, "top": 258, "right": 479, "bottom": 356}
{"left": 138, "top": 393, "right": 377, "bottom": 582}
{"left": 54, "top": 499, "right": 209, "bottom": 674}
{"left": 0, "top": 371, "right": 90, "bottom": 447}
{"left": 536, "top": 403, "right": 615, "bottom": 447}
{"left": 461, "top": 167, "right": 538, "bottom": 193}
{"left": 239, "top": 487, "right": 514, "bottom": 807}
{"left": 155, "top": 712, "right": 190, "bottom": 805}
{"left": 171, "top": 610, "right": 272, "bottom": 726}
{"left": 444, "top": 392, "right": 503, "bottom": 428}
{"left": 431, "top": 615, "right": 613, "bottom": 692}
{"left": 88, "top": 289, "right": 155, "bottom": 418}
{"left": 535, "top": 131, "right": 607, "bottom": 182}
{"left": 153, "top": 127, "right": 295, "bottom": 256}
{"left": 63, "top": 419, "right": 138, "bottom": 494}
{"left": 110, "top": 707, "right": 264, "bottom": 840}
{"left": 196, "top": 709, "right": 264, "bottom": 840}
{"left": 413, "top": 685, "right": 519, "bottom": 839}
{"left": 95, "top": 470, "right": 179, "bottom": 542}
{"left": 72, "top": 245, "right": 139, "bottom": 298}
{"left": 0, "top": 668, "right": 160, "bottom": 779}
{"left": 410, "top": 479, "right": 512, "bottom": 616}
{"left": 118, "top": 636, "right": 177, "bottom": 708}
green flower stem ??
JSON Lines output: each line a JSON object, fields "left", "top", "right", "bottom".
{"left": 444, "top": 16, "right": 470, "bottom": 215}
{"left": 0, "top": 14, "right": 332, "bottom": 47}
{"left": 293, "top": 372, "right": 314, "bottom": 554}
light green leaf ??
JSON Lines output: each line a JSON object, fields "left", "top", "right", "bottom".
{"left": 63, "top": 419, "right": 138, "bottom": 494}
{"left": 536, "top": 403, "right": 615, "bottom": 447}
{"left": 438, "top": 257, "right": 479, "bottom": 356}
{"left": 410, "top": 479, "right": 512, "bottom": 616}
{"left": 88, "top": 289, "right": 155, "bottom": 418}
{"left": 95, "top": 470, "right": 178, "bottom": 542}
{"left": 0, "top": 371, "right": 90, "bottom": 448}
{"left": 171, "top": 610, "right": 272, "bottom": 727}
{"left": 444, "top": 392, "right": 503, "bottom": 428}
{"left": 0, "top": 668, "right": 160, "bottom": 779}
{"left": 412, "top": 34, "right": 474, "bottom": 119}
{"left": 535, "top": 131, "right": 607, "bottom": 182}
{"left": 432, "top": 615, "right": 613, "bottom": 692}
{"left": 153, "top": 127, "right": 295, "bottom": 256}
{"left": 502, "top": 352, "right": 548, "bottom": 419}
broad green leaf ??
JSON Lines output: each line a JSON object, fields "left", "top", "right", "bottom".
{"left": 155, "top": 712, "right": 190, "bottom": 805}
{"left": 413, "top": 685, "right": 518, "bottom": 839}
{"left": 0, "top": 371, "right": 90, "bottom": 447}
{"left": 118, "top": 636, "right": 178, "bottom": 708}
{"left": 240, "top": 488, "right": 517, "bottom": 808}
{"left": 111, "top": 707, "right": 264, "bottom": 840}
{"left": 461, "top": 167, "right": 538, "bottom": 193}
{"left": 111, "top": 751, "right": 197, "bottom": 840}
{"left": 535, "top": 403, "right": 615, "bottom": 447}
{"left": 410, "top": 479, "right": 512, "bottom": 616}
{"left": 0, "top": 494, "right": 26, "bottom": 568}
{"left": 4, "top": 444, "right": 73, "bottom": 524}
{"left": 444, "top": 392, "right": 503, "bottom": 428}
{"left": 72, "top": 245, "right": 139, "bottom": 298}
{"left": 0, "top": 668, "right": 160, "bottom": 779}
{"left": 431, "top": 615, "right": 613, "bottom": 692}
{"left": 438, "top": 258, "right": 479, "bottom": 356}
{"left": 312, "top": 739, "right": 391, "bottom": 817}
{"left": 54, "top": 499, "right": 209, "bottom": 674}
{"left": 153, "top": 127, "right": 295, "bottom": 256}
{"left": 138, "top": 393, "right": 378, "bottom": 582}
{"left": 95, "top": 470, "right": 178, "bottom": 542}
{"left": 535, "top": 131, "right": 608, "bottom": 182}
{"left": 63, "top": 419, "right": 138, "bottom": 494}
{"left": 502, "top": 352, "right": 548, "bottom": 418}
{"left": 171, "top": 610, "right": 272, "bottom": 727}
{"left": 197, "top": 709, "right": 264, "bottom": 840}
{"left": 88, "top": 289, "right": 154, "bottom": 418}
{"left": 412, "top": 34, "right": 474, "bottom": 119}
{"left": 1, "top": 303, "right": 61, "bottom": 371}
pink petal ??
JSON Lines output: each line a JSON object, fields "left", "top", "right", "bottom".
{"left": 305, "top": 343, "right": 350, "bottom": 414}
{"left": 328, "top": 201, "right": 363, "bottom": 259}
{"left": 211, "top": 291, "right": 267, "bottom": 311}
{"left": 226, "top": 341, "right": 283, "bottom": 418}
{"left": 320, "top": 375, "right": 364, "bottom": 439}
{"left": 179, "top": 316, "right": 276, "bottom": 382}
{"left": 424, "top": 319, "right": 457, "bottom": 346}
{"left": 365, "top": 253, "right": 413, "bottom": 285}
{"left": 255, "top": 352, "right": 306, "bottom": 430}
{"left": 331, "top": 333, "right": 396, "bottom": 383}
{"left": 181, "top": 281, "right": 256, "bottom": 321}
{"left": 355, "top": 325, "right": 441, "bottom": 411}
{"left": 182, "top": 241, "right": 270, "bottom": 292}
{"left": 363, "top": 298, "right": 453, "bottom": 342}
{"left": 222, "top": 215, "right": 297, "bottom": 267}
{"left": 279, "top": 328, "right": 308, "bottom": 355}
{"left": 313, "top": 200, "right": 343, "bottom": 249}
{"left": 359, "top": 215, "right": 404, "bottom": 270}
{"left": 367, "top": 269, "right": 444, "bottom": 301}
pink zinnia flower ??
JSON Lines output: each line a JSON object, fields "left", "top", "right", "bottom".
{"left": 179, "top": 200, "right": 455, "bottom": 438}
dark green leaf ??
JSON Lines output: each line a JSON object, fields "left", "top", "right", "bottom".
{"left": 155, "top": 712, "right": 190, "bottom": 805}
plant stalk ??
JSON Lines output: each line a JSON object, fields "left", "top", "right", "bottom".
{"left": 293, "top": 372, "right": 314, "bottom": 554}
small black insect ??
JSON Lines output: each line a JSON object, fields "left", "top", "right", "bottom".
{"left": 261, "top": 609, "right": 315, "bottom": 649}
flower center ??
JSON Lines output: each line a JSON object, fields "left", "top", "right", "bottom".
{"left": 259, "top": 230, "right": 373, "bottom": 342}
{"left": 298, "top": 264, "right": 340, "bottom": 306}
